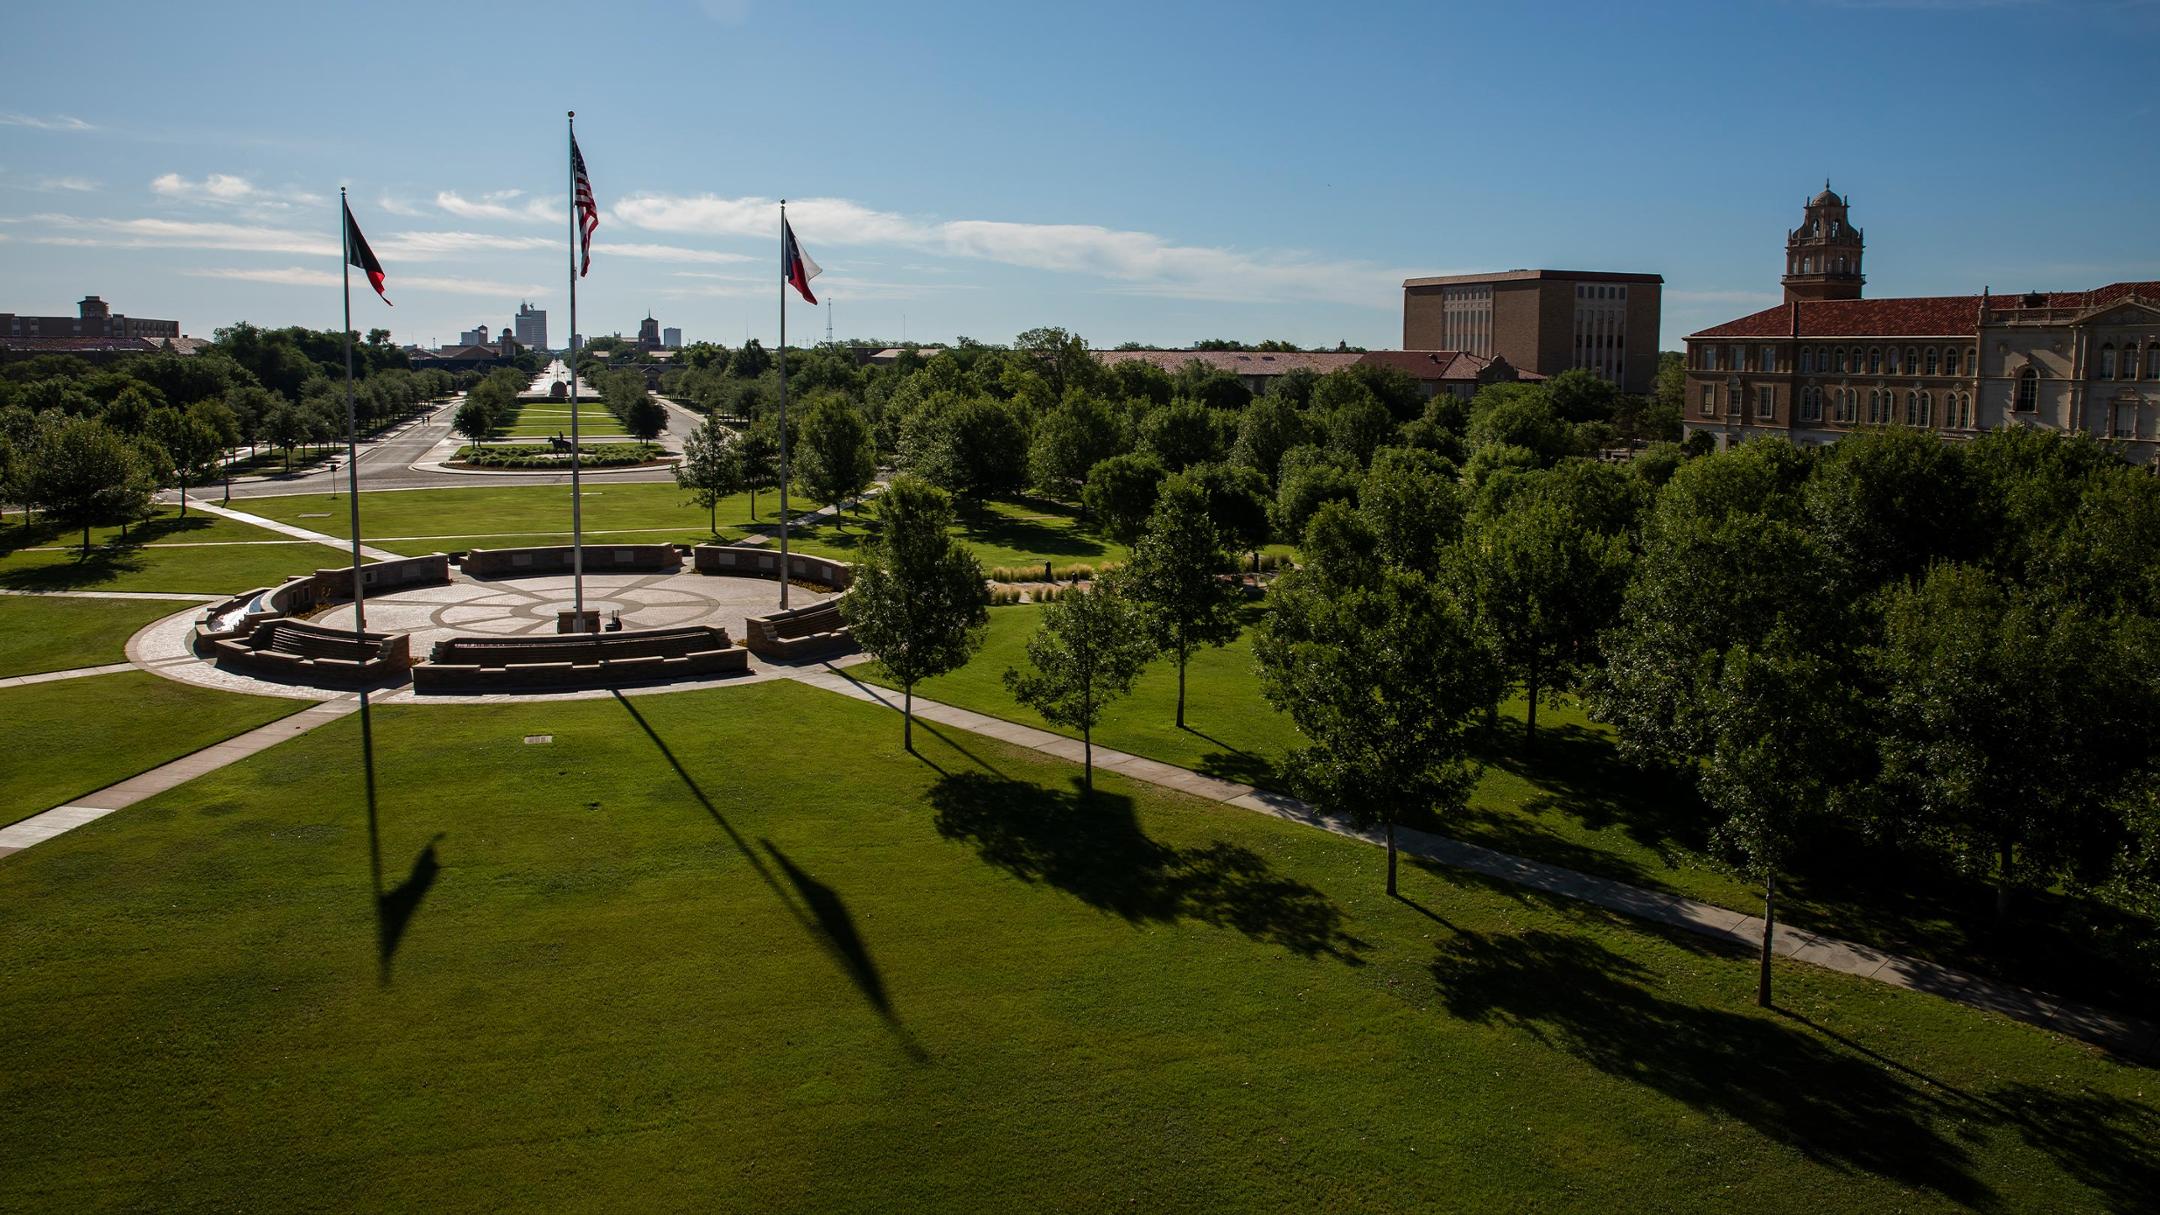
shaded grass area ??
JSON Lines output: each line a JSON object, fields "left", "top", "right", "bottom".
{"left": 0, "top": 679, "right": 2150, "bottom": 1211}
{"left": 860, "top": 605, "right": 2160, "bottom": 1012}
{"left": 0, "top": 508, "right": 329, "bottom": 594}
{"left": 775, "top": 494, "right": 1128, "bottom": 569}
{"left": 0, "top": 670, "right": 303, "bottom": 827}
{"left": 0, "top": 595, "right": 191, "bottom": 677}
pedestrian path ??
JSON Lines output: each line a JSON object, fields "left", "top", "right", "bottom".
{"left": 729, "top": 483, "right": 884, "bottom": 549}
{"left": 0, "top": 698, "right": 359, "bottom": 859}
{"left": 783, "top": 663, "right": 2159, "bottom": 1062}
{"left": 0, "top": 589, "right": 223, "bottom": 602}
{"left": 0, "top": 662, "right": 137, "bottom": 690}
{"left": 183, "top": 498, "right": 400, "bottom": 562}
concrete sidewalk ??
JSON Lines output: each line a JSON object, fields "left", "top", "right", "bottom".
{"left": 0, "top": 662, "right": 137, "bottom": 690}
{"left": 0, "top": 698, "right": 359, "bottom": 859}
{"left": 785, "top": 662, "right": 2160, "bottom": 1062}
{"left": 183, "top": 498, "right": 401, "bottom": 562}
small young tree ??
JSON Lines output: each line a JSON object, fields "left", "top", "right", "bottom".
{"left": 736, "top": 421, "right": 781, "bottom": 521}
{"left": 840, "top": 477, "right": 989, "bottom": 750}
{"left": 1120, "top": 476, "right": 1242, "bottom": 729}
{"left": 623, "top": 393, "right": 669, "bottom": 450}
{"left": 147, "top": 407, "right": 224, "bottom": 517}
{"left": 1004, "top": 582, "right": 1155, "bottom": 793}
{"left": 673, "top": 413, "right": 744, "bottom": 534}
{"left": 1255, "top": 503, "right": 1501, "bottom": 895}
{"left": 452, "top": 396, "right": 498, "bottom": 459}
{"left": 794, "top": 396, "right": 878, "bottom": 528}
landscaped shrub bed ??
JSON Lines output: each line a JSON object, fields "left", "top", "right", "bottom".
{"left": 453, "top": 444, "right": 661, "bottom": 469}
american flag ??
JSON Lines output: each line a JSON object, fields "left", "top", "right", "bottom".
{"left": 572, "top": 135, "right": 598, "bottom": 277}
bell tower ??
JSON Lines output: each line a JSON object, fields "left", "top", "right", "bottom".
{"left": 1782, "top": 182, "right": 1864, "bottom": 303}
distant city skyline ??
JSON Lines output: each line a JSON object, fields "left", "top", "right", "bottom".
{"left": 4, "top": 1, "right": 2156, "bottom": 354}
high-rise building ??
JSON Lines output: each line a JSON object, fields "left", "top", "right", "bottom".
{"left": 514, "top": 302, "right": 548, "bottom": 352}
{"left": 1401, "top": 269, "right": 1663, "bottom": 394}
{"left": 662, "top": 326, "right": 682, "bottom": 349}
{"left": 1683, "top": 186, "right": 2160, "bottom": 463}
{"left": 637, "top": 313, "right": 661, "bottom": 352}
{"left": 458, "top": 324, "right": 492, "bottom": 347}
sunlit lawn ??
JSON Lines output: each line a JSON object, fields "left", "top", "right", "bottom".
{"left": 0, "top": 679, "right": 2148, "bottom": 1211}
{"left": 0, "top": 508, "right": 330, "bottom": 594}
{"left": 498, "top": 401, "right": 629, "bottom": 437}
{"left": 0, "top": 595, "right": 194, "bottom": 677}
{"left": 0, "top": 670, "right": 303, "bottom": 827}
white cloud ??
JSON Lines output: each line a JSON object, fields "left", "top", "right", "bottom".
{"left": 436, "top": 189, "right": 556, "bottom": 224}
{"left": 0, "top": 113, "right": 95, "bottom": 131}
{"left": 611, "top": 191, "right": 1403, "bottom": 306}
{"left": 376, "top": 230, "right": 556, "bottom": 258}
{"left": 151, "top": 172, "right": 324, "bottom": 212}
{"left": 609, "top": 242, "right": 753, "bottom": 265}
{"left": 34, "top": 176, "right": 98, "bottom": 193}
{"left": 376, "top": 194, "right": 424, "bottom": 217}
{"left": 19, "top": 213, "right": 337, "bottom": 256}
{"left": 184, "top": 265, "right": 545, "bottom": 297}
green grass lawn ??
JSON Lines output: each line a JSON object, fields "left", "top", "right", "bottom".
{"left": 861, "top": 605, "right": 2160, "bottom": 1013}
{"left": 498, "top": 400, "right": 630, "bottom": 438}
{"left": 239, "top": 487, "right": 1125, "bottom": 570}
{"left": 0, "top": 508, "right": 334, "bottom": 594}
{"left": 0, "top": 671, "right": 304, "bottom": 827}
{"left": 0, "top": 595, "right": 193, "bottom": 677}
{"left": 0, "top": 679, "right": 2149, "bottom": 1211}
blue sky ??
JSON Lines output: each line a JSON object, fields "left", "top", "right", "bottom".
{"left": 4, "top": 0, "right": 2156, "bottom": 353}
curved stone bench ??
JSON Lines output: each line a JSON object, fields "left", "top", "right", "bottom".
{"left": 743, "top": 600, "right": 854, "bottom": 661}
{"left": 192, "top": 555, "right": 450, "bottom": 661}
{"left": 204, "top": 618, "right": 412, "bottom": 687}
{"left": 412, "top": 624, "right": 747, "bottom": 692}
{"left": 692, "top": 545, "right": 852, "bottom": 592}
{"left": 462, "top": 544, "right": 682, "bottom": 578}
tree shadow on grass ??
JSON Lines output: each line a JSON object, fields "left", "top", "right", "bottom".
{"left": 927, "top": 771, "right": 1364, "bottom": 964}
{"left": 1178, "top": 723, "right": 1280, "bottom": 789}
{"left": 613, "top": 691, "right": 927, "bottom": 1060}
{"left": 1428, "top": 926, "right": 1994, "bottom": 1207}
{"left": 1476, "top": 719, "right": 1707, "bottom": 861}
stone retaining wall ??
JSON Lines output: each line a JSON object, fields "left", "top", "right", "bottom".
{"left": 462, "top": 544, "right": 683, "bottom": 577}
{"left": 692, "top": 545, "right": 852, "bottom": 591}
{"left": 202, "top": 618, "right": 412, "bottom": 687}
{"left": 413, "top": 624, "right": 747, "bottom": 692}
{"left": 743, "top": 599, "right": 853, "bottom": 661}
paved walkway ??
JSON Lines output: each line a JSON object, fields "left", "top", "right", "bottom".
{"left": 0, "top": 662, "right": 137, "bottom": 690}
{"left": 0, "top": 589, "right": 223, "bottom": 602}
{"left": 785, "top": 663, "right": 2160, "bottom": 1062}
{"left": 0, "top": 698, "right": 358, "bottom": 859}
{"left": 182, "top": 498, "right": 401, "bottom": 562}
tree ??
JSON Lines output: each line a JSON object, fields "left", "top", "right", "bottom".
{"left": 1458, "top": 491, "right": 1631, "bottom": 742}
{"left": 1004, "top": 582, "right": 1155, "bottom": 793}
{"left": 263, "top": 400, "right": 313, "bottom": 470}
{"left": 1186, "top": 461, "right": 1273, "bottom": 567}
{"left": 26, "top": 416, "right": 156, "bottom": 555}
{"left": 1138, "top": 399, "right": 1225, "bottom": 471}
{"left": 674, "top": 413, "right": 744, "bottom": 534}
{"left": 1697, "top": 629, "right": 1853, "bottom": 1006}
{"left": 1272, "top": 445, "right": 1360, "bottom": 542}
{"left": 623, "top": 393, "right": 669, "bottom": 449}
{"left": 1255, "top": 503, "right": 1501, "bottom": 894}
{"left": 1080, "top": 452, "right": 1166, "bottom": 545}
{"left": 1358, "top": 446, "right": 1462, "bottom": 574}
{"left": 1228, "top": 393, "right": 1309, "bottom": 485}
{"left": 736, "top": 421, "right": 781, "bottom": 520}
{"left": 1120, "top": 476, "right": 1243, "bottom": 728}
{"left": 147, "top": 407, "right": 224, "bottom": 516}
{"left": 1877, "top": 564, "right": 2160, "bottom": 922}
{"left": 451, "top": 396, "right": 499, "bottom": 459}
{"left": 839, "top": 477, "right": 989, "bottom": 750}
{"left": 1544, "top": 368, "right": 1619, "bottom": 424}
{"left": 901, "top": 392, "right": 1028, "bottom": 505}
{"left": 794, "top": 396, "right": 878, "bottom": 526}
{"left": 1028, "top": 393, "right": 1127, "bottom": 498}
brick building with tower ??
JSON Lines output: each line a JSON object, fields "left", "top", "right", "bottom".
{"left": 1683, "top": 185, "right": 2160, "bottom": 464}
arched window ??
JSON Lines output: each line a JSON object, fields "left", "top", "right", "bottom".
{"left": 1867, "top": 389, "right": 1880, "bottom": 423}
{"left": 2099, "top": 345, "right": 2117, "bottom": 379}
{"left": 1905, "top": 347, "right": 1919, "bottom": 373}
{"left": 1945, "top": 347, "right": 1960, "bottom": 376}
{"left": 1904, "top": 391, "right": 1918, "bottom": 425}
{"left": 1799, "top": 349, "right": 1813, "bottom": 374}
{"left": 2148, "top": 345, "right": 2159, "bottom": 379}
{"left": 1868, "top": 347, "right": 1883, "bottom": 373}
{"left": 2015, "top": 366, "right": 2038, "bottom": 412}
{"left": 1836, "top": 257, "right": 1846, "bottom": 273}
{"left": 1917, "top": 392, "right": 1932, "bottom": 427}
{"left": 1925, "top": 347, "right": 1939, "bottom": 376}
{"left": 1834, "top": 347, "right": 1848, "bottom": 373}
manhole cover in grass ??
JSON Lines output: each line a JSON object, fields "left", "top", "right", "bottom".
{"left": 524, "top": 734, "right": 553, "bottom": 745}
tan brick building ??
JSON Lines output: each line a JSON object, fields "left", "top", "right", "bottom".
{"left": 1401, "top": 269, "right": 1663, "bottom": 395}
{"left": 1684, "top": 188, "right": 2160, "bottom": 465}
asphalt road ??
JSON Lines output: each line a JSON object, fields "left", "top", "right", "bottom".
{"left": 212, "top": 361, "right": 708, "bottom": 501}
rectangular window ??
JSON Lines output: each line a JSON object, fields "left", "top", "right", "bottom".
{"left": 1760, "top": 345, "right": 1778, "bottom": 373}
{"left": 1700, "top": 384, "right": 1716, "bottom": 417}
{"left": 1756, "top": 386, "right": 1775, "bottom": 419}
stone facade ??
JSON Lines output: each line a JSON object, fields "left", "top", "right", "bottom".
{"left": 1684, "top": 191, "right": 2160, "bottom": 464}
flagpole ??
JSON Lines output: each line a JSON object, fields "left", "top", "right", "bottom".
{"left": 339, "top": 188, "right": 368, "bottom": 639}
{"left": 777, "top": 199, "right": 791, "bottom": 611}
{"left": 566, "top": 111, "right": 586, "bottom": 630}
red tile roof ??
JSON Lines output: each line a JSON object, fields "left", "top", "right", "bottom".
{"left": 1690, "top": 281, "right": 2160, "bottom": 341}
{"left": 1093, "top": 349, "right": 1365, "bottom": 377}
{"left": 1355, "top": 349, "right": 1544, "bottom": 382}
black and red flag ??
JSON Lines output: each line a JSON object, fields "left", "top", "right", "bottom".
{"left": 783, "top": 217, "right": 821, "bottom": 304}
{"left": 572, "top": 135, "right": 599, "bottom": 276}
{"left": 343, "top": 198, "right": 390, "bottom": 305}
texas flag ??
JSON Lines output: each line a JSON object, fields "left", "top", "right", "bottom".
{"left": 783, "top": 217, "right": 821, "bottom": 305}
